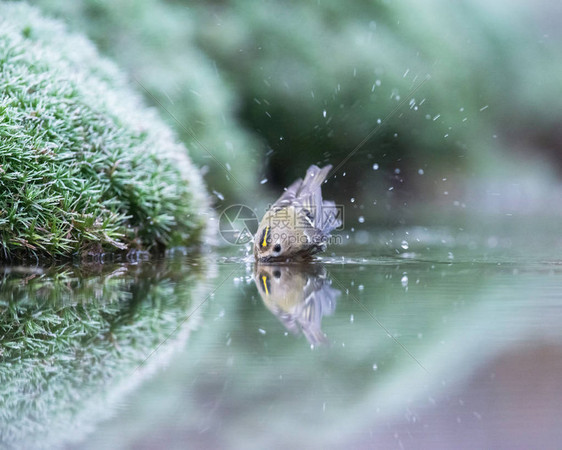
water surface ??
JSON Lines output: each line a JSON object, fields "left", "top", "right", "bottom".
{"left": 1, "top": 228, "right": 561, "bottom": 449}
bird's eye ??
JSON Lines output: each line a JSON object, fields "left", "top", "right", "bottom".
{"left": 273, "top": 243, "right": 281, "bottom": 253}
{"left": 273, "top": 270, "right": 281, "bottom": 279}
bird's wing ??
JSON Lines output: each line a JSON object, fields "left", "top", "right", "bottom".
{"left": 294, "top": 165, "right": 332, "bottom": 229}
{"left": 271, "top": 165, "right": 337, "bottom": 232}
{"left": 319, "top": 200, "right": 342, "bottom": 234}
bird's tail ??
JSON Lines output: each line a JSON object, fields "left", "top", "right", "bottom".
{"left": 298, "top": 165, "right": 332, "bottom": 198}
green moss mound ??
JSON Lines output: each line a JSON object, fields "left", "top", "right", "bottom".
{"left": 0, "top": 3, "right": 213, "bottom": 260}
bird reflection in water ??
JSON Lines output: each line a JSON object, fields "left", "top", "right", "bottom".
{"left": 254, "top": 264, "right": 339, "bottom": 345}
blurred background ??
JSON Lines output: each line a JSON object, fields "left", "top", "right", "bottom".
{"left": 30, "top": 0, "right": 562, "bottom": 227}
{"left": 3, "top": 2, "right": 562, "bottom": 448}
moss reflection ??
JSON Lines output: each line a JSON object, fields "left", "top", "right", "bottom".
{"left": 0, "top": 257, "right": 212, "bottom": 449}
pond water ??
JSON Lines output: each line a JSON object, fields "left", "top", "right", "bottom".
{"left": 1, "top": 226, "right": 562, "bottom": 449}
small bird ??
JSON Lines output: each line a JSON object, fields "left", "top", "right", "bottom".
{"left": 254, "top": 164, "right": 341, "bottom": 262}
{"left": 254, "top": 264, "right": 339, "bottom": 345}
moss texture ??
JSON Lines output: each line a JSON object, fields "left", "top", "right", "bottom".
{"left": 0, "top": 3, "right": 213, "bottom": 260}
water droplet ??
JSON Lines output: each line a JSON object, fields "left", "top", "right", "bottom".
{"left": 260, "top": 178, "right": 268, "bottom": 184}
{"left": 372, "top": 163, "right": 379, "bottom": 170}
{"left": 372, "top": 363, "right": 378, "bottom": 371}
{"left": 401, "top": 275, "right": 408, "bottom": 286}
{"left": 258, "top": 328, "right": 266, "bottom": 335}
{"left": 418, "top": 169, "right": 424, "bottom": 175}
{"left": 401, "top": 240, "right": 409, "bottom": 250}
{"left": 212, "top": 190, "right": 225, "bottom": 201}
{"left": 358, "top": 216, "right": 365, "bottom": 223}
{"left": 350, "top": 198, "right": 355, "bottom": 203}
{"left": 323, "top": 109, "right": 327, "bottom": 118}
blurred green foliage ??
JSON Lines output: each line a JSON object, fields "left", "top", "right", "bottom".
{"left": 0, "top": 3, "right": 213, "bottom": 260}
{"left": 30, "top": 0, "right": 562, "bottom": 219}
